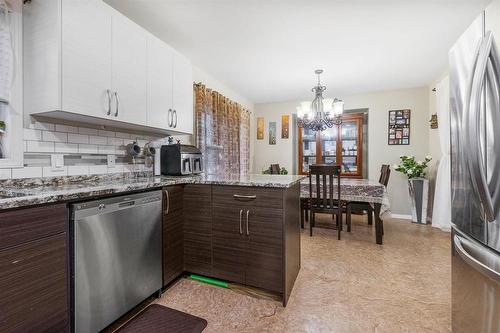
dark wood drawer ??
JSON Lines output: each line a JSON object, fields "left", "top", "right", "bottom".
{"left": 0, "top": 204, "right": 67, "bottom": 250}
{"left": 0, "top": 233, "right": 68, "bottom": 333}
{"left": 212, "top": 186, "right": 283, "bottom": 209}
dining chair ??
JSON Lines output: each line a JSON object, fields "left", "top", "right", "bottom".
{"left": 308, "top": 164, "right": 342, "bottom": 240}
{"left": 345, "top": 164, "right": 390, "bottom": 231}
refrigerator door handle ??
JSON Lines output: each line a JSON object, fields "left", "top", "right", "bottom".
{"left": 454, "top": 235, "right": 500, "bottom": 282}
{"left": 465, "top": 31, "right": 497, "bottom": 222}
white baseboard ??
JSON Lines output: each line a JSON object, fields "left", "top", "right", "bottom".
{"left": 390, "top": 214, "right": 413, "bottom": 220}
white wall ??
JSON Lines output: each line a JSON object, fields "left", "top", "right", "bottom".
{"left": 253, "top": 87, "right": 430, "bottom": 215}
{"left": 192, "top": 66, "right": 254, "bottom": 111}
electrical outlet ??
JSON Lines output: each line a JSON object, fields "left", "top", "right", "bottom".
{"left": 107, "top": 154, "right": 116, "bottom": 168}
{"left": 51, "top": 154, "right": 64, "bottom": 170}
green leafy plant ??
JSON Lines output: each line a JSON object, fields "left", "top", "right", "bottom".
{"left": 393, "top": 155, "right": 432, "bottom": 179}
{"left": 0, "top": 121, "right": 5, "bottom": 132}
{"left": 280, "top": 167, "right": 288, "bottom": 175}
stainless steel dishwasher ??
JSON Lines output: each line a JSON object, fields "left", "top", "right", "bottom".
{"left": 70, "top": 191, "right": 162, "bottom": 333}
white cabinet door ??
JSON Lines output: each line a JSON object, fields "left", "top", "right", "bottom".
{"left": 61, "top": 0, "right": 112, "bottom": 118}
{"left": 172, "top": 51, "right": 193, "bottom": 134}
{"left": 147, "top": 36, "right": 174, "bottom": 129}
{"left": 111, "top": 13, "right": 147, "bottom": 125}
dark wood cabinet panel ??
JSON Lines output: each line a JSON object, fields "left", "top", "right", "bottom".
{"left": 183, "top": 185, "right": 212, "bottom": 276}
{"left": 163, "top": 185, "right": 184, "bottom": 213}
{"left": 212, "top": 204, "right": 246, "bottom": 284}
{"left": 212, "top": 185, "right": 283, "bottom": 209}
{"left": 0, "top": 204, "right": 67, "bottom": 250}
{"left": 283, "top": 184, "right": 301, "bottom": 305}
{"left": 245, "top": 207, "right": 283, "bottom": 293}
{"left": 163, "top": 185, "right": 184, "bottom": 286}
{"left": 0, "top": 233, "right": 68, "bottom": 333}
{"left": 163, "top": 210, "right": 184, "bottom": 285}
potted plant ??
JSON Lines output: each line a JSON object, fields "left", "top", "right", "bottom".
{"left": 393, "top": 155, "right": 432, "bottom": 224}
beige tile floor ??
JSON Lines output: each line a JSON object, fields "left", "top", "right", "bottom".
{"left": 155, "top": 214, "right": 451, "bottom": 333}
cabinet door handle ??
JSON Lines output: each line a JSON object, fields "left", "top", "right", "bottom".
{"left": 173, "top": 109, "right": 178, "bottom": 128}
{"left": 106, "top": 89, "right": 112, "bottom": 115}
{"left": 114, "top": 91, "right": 119, "bottom": 117}
{"left": 233, "top": 194, "right": 256, "bottom": 200}
{"left": 165, "top": 189, "right": 170, "bottom": 214}
{"left": 168, "top": 109, "right": 172, "bottom": 127}
{"left": 246, "top": 210, "right": 250, "bottom": 236}
{"left": 239, "top": 209, "right": 243, "bottom": 235}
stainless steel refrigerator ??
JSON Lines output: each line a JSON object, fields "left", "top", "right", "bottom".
{"left": 450, "top": 11, "right": 500, "bottom": 333}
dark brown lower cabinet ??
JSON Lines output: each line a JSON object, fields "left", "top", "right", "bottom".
{"left": 183, "top": 185, "right": 212, "bottom": 276}
{"left": 161, "top": 183, "right": 300, "bottom": 306}
{"left": 212, "top": 204, "right": 246, "bottom": 284}
{"left": 0, "top": 234, "right": 68, "bottom": 333}
{"left": 245, "top": 207, "right": 283, "bottom": 293}
{"left": 210, "top": 185, "right": 300, "bottom": 305}
{"left": 163, "top": 186, "right": 184, "bottom": 286}
{"left": 0, "top": 204, "right": 69, "bottom": 333}
{"left": 212, "top": 202, "right": 284, "bottom": 293}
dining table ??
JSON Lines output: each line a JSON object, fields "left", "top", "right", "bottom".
{"left": 300, "top": 177, "right": 391, "bottom": 245}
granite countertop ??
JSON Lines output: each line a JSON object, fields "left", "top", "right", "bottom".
{"left": 0, "top": 173, "right": 305, "bottom": 210}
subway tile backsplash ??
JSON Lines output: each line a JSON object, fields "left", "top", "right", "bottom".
{"left": 0, "top": 119, "right": 178, "bottom": 180}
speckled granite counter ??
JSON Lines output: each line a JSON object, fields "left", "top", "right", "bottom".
{"left": 0, "top": 173, "right": 305, "bottom": 210}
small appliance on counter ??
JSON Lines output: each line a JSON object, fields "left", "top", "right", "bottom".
{"left": 160, "top": 144, "right": 203, "bottom": 176}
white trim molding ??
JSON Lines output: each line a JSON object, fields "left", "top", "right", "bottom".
{"left": 391, "top": 214, "right": 413, "bottom": 220}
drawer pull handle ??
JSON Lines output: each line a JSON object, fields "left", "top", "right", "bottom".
{"left": 239, "top": 209, "right": 243, "bottom": 235}
{"left": 233, "top": 194, "right": 256, "bottom": 200}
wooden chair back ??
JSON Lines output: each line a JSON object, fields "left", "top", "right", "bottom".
{"left": 379, "top": 164, "right": 391, "bottom": 186}
{"left": 308, "top": 164, "right": 341, "bottom": 209}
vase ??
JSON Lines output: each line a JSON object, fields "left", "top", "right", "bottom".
{"left": 408, "top": 178, "right": 428, "bottom": 224}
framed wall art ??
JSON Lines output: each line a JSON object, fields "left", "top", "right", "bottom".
{"left": 257, "top": 117, "right": 264, "bottom": 140}
{"left": 388, "top": 109, "right": 410, "bottom": 145}
{"left": 281, "top": 115, "right": 289, "bottom": 139}
{"left": 269, "top": 122, "right": 276, "bottom": 145}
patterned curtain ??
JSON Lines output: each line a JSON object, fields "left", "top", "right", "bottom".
{"left": 194, "top": 83, "right": 250, "bottom": 177}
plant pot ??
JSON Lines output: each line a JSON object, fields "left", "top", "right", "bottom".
{"left": 408, "top": 178, "right": 428, "bottom": 224}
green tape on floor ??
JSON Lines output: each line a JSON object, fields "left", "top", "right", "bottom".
{"left": 190, "top": 274, "right": 228, "bottom": 288}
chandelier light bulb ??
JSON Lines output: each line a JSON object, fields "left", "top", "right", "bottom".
{"left": 297, "top": 70, "right": 343, "bottom": 131}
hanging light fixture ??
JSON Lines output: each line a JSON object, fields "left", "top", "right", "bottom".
{"left": 297, "top": 69, "right": 344, "bottom": 131}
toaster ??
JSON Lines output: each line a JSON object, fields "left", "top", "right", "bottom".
{"left": 160, "top": 144, "right": 203, "bottom": 176}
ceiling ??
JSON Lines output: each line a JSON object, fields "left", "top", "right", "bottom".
{"left": 105, "top": 0, "right": 490, "bottom": 104}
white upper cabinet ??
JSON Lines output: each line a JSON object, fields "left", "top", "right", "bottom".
{"left": 172, "top": 51, "right": 194, "bottom": 135}
{"left": 61, "top": 0, "right": 112, "bottom": 118}
{"left": 147, "top": 36, "right": 174, "bottom": 129}
{"left": 24, "top": 0, "right": 193, "bottom": 135}
{"left": 111, "top": 12, "right": 147, "bottom": 125}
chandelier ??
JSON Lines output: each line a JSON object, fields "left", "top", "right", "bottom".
{"left": 296, "top": 69, "right": 344, "bottom": 131}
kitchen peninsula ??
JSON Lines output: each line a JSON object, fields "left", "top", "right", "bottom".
{"left": 0, "top": 173, "right": 302, "bottom": 332}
